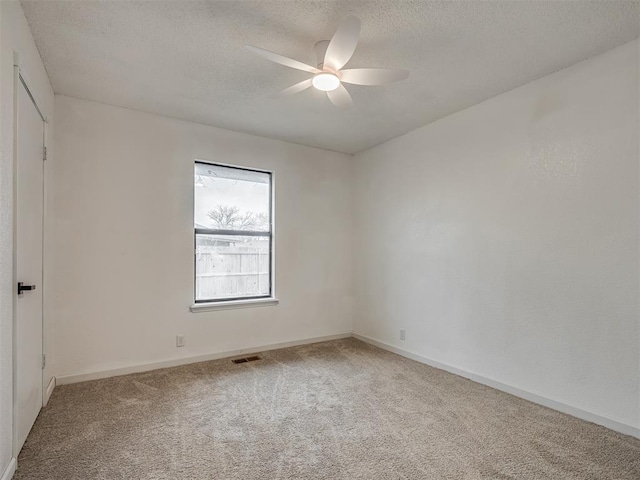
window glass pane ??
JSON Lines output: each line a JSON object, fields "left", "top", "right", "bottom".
{"left": 195, "top": 234, "right": 270, "bottom": 301}
{"left": 195, "top": 163, "right": 270, "bottom": 232}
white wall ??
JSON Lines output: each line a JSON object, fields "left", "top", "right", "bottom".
{"left": 51, "top": 95, "right": 354, "bottom": 380}
{"left": 353, "top": 40, "right": 640, "bottom": 432}
{"left": 0, "top": 1, "right": 54, "bottom": 477}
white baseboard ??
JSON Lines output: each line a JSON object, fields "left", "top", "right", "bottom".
{"left": 1, "top": 458, "right": 16, "bottom": 480}
{"left": 56, "top": 332, "right": 353, "bottom": 385}
{"left": 353, "top": 333, "right": 640, "bottom": 440}
{"left": 44, "top": 376, "right": 56, "bottom": 406}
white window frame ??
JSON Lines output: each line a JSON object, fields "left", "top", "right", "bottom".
{"left": 191, "top": 161, "right": 278, "bottom": 312}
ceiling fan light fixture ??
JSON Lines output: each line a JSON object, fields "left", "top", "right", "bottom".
{"left": 312, "top": 72, "right": 340, "bottom": 91}
{"left": 246, "top": 15, "right": 409, "bottom": 108}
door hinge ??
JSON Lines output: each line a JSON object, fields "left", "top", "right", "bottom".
{"left": 43, "top": 146, "right": 47, "bottom": 161}
{"left": 42, "top": 354, "right": 46, "bottom": 369}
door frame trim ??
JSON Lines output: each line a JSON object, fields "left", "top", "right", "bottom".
{"left": 12, "top": 54, "right": 48, "bottom": 458}
{"left": 18, "top": 74, "right": 46, "bottom": 123}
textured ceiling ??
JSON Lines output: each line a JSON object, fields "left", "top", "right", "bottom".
{"left": 21, "top": 0, "right": 640, "bottom": 154}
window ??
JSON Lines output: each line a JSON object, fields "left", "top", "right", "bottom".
{"left": 194, "top": 162, "right": 273, "bottom": 304}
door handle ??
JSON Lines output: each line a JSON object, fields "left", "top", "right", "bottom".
{"left": 17, "top": 282, "right": 36, "bottom": 295}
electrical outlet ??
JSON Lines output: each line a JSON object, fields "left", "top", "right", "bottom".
{"left": 400, "top": 329, "right": 406, "bottom": 341}
{"left": 176, "top": 335, "right": 185, "bottom": 347}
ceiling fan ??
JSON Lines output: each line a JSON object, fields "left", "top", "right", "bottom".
{"left": 246, "top": 15, "right": 409, "bottom": 109}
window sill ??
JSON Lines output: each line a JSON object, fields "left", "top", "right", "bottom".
{"left": 190, "top": 297, "right": 279, "bottom": 313}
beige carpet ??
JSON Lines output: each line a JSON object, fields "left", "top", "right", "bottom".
{"left": 16, "top": 338, "right": 640, "bottom": 479}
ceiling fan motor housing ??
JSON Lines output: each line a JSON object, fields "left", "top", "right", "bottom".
{"left": 314, "top": 40, "right": 330, "bottom": 69}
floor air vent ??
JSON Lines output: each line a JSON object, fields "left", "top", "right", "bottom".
{"left": 232, "top": 356, "right": 261, "bottom": 364}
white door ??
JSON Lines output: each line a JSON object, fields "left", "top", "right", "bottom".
{"left": 15, "top": 76, "right": 45, "bottom": 452}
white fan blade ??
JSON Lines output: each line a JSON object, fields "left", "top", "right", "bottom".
{"left": 340, "top": 68, "right": 409, "bottom": 86}
{"left": 327, "top": 84, "right": 353, "bottom": 109}
{"left": 324, "top": 15, "right": 361, "bottom": 71}
{"left": 276, "top": 78, "right": 313, "bottom": 97}
{"left": 246, "top": 45, "right": 320, "bottom": 74}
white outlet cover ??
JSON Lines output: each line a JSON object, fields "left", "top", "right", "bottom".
{"left": 176, "top": 335, "right": 185, "bottom": 347}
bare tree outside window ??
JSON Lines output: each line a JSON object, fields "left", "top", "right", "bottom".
{"left": 207, "top": 205, "right": 269, "bottom": 231}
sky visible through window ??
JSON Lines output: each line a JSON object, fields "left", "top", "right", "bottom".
{"left": 194, "top": 163, "right": 270, "bottom": 230}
